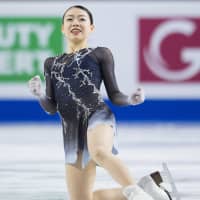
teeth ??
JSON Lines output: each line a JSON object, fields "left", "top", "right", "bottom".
{"left": 71, "top": 29, "right": 81, "bottom": 32}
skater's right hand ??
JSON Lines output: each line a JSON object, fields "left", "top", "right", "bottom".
{"left": 129, "top": 88, "right": 145, "bottom": 105}
{"left": 28, "top": 75, "right": 42, "bottom": 97}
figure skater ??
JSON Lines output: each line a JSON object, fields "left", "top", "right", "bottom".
{"left": 28, "top": 5, "right": 170, "bottom": 200}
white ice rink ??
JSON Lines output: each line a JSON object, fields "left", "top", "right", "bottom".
{"left": 0, "top": 123, "right": 200, "bottom": 200}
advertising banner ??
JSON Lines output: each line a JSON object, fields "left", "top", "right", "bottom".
{"left": 0, "top": 17, "right": 63, "bottom": 82}
{"left": 139, "top": 18, "right": 200, "bottom": 83}
{"left": 0, "top": 1, "right": 199, "bottom": 122}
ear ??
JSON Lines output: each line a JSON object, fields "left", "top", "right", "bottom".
{"left": 90, "top": 24, "right": 95, "bottom": 32}
{"left": 61, "top": 25, "right": 64, "bottom": 34}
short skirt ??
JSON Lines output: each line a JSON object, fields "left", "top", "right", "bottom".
{"left": 61, "top": 104, "right": 119, "bottom": 168}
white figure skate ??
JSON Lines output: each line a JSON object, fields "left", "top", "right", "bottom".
{"left": 150, "top": 163, "right": 180, "bottom": 200}
{"left": 138, "top": 173, "right": 170, "bottom": 200}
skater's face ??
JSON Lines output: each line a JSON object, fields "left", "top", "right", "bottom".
{"left": 62, "top": 7, "right": 94, "bottom": 43}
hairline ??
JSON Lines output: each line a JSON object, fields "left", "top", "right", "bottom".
{"left": 62, "top": 5, "right": 93, "bottom": 25}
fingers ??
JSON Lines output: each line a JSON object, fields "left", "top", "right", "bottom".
{"left": 134, "top": 88, "right": 144, "bottom": 99}
{"left": 28, "top": 75, "right": 42, "bottom": 97}
{"left": 133, "top": 88, "right": 141, "bottom": 99}
{"left": 130, "top": 88, "right": 145, "bottom": 105}
{"left": 29, "top": 75, "right": 41, "bottom": 82}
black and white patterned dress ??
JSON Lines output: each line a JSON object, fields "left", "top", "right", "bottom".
{"left": 41, "top": 47, "right": 130, "bottom": 168}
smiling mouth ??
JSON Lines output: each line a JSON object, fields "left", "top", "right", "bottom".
{"left": 71, "top": 29, "right": 82, "bottom": 34}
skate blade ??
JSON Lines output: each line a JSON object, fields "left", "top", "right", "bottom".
{"left": 161, "top": 162, "right": 181, "bottom": 200}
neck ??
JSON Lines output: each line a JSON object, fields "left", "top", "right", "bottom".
{"left": 67, "top": 40, "right": 88, "bottom": 54}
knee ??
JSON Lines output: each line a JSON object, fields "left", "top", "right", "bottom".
{"left": 70, "top": 193, "right": 92, "bottom": 200}
{"left": 90, "top": 146, "right": 110, "bottom": 164}
{"left": 81, "top": 194, "right": 93, "bottom": 200}
{"left": 93, "top": 190, "right": 103, "bottom": 200}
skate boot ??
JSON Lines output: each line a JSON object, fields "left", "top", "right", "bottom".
{"left": 138, "top": 175, "right": 170, "bottom": 200}
{"left": 150, "top": 171, "right": 172, "bottom": 200}
{"left": 122, "top": 185, "right": 154, "bottom": 200}
{"left": 140, "top": 163, "right": 180, "bottom": 200}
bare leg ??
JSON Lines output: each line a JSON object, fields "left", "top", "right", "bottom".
{"left": 65, "top": 151, "right": 96, "bottom": 200}
{"left": 93, "top": 188, "right": 126, "bottom": 200}
{"left": 87, "top": 124, "right": 135, "bottom": 187}
{"left": 65, "top": 151, "right": 127, "bottom": 200}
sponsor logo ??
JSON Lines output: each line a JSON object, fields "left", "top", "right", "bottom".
{"left": 0, "top": 17, "right": 63, "bottom": 82}
{"left": 139, "top": 18, "right": 200, "bottom": 82}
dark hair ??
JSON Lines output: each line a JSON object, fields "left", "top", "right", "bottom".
{"left": 62, "top": 5, "right": 94, "bottom": 25}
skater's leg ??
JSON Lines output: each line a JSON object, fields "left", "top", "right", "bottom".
{"left": 93, "top": 188, "right": 126, "bottom": 200}
{"left": 65, "top": 151, "right": 96, "bottom": 200}
{"left": 88, "top": 124, "right": 154, "bottom": 200}
{"left": 87, "top": 124, "right": 134, "bottom": 186}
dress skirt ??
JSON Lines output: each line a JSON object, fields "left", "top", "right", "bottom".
{"left": 61, "top": 104, "right": 119, "bottom": 168}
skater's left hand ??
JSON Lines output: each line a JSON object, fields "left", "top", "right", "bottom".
{"left": 129, "top": 88, "right": 145, "bottom": 105}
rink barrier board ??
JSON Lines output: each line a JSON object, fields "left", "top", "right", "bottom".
{"left": 0, "top": 99, "right": 200, "bottom": 123}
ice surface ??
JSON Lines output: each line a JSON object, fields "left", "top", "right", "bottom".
{"left": 0, "top": 123, "right": 199, "bottom": 200}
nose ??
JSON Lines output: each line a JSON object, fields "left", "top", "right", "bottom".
{"left": 72, "top": 18, "right": 80, "bottom": 27}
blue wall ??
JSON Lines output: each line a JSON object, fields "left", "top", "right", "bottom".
{"left": 1, "top": 99, "right": 200, "bottom": 123}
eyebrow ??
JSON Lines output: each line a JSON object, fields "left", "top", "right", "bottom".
{"left": 65, "top": 14, "right": 87, "bottom": 17}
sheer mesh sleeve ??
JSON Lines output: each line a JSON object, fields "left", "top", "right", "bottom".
{"left": 38, "top": 57, "right": 57, "bottom": 114}
{"left": 94, "top": 47, "right": 130, "bottom": 106}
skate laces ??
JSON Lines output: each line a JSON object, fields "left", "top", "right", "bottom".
{"left": 160, "top": 182, "right": 173, "bottom": 193}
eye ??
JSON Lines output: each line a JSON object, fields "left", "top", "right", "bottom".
{"left": 80, "top": 18, "right": 86, "bottom": 21}
{"left": 66, "top": 18, "right": 73, "bottom": 21}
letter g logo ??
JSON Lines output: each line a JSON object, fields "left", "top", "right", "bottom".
{"left": 140, "top": 18, "right": 200, "bottom": 82}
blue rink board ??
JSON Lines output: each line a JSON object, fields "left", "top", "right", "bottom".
{"left": 0, "top": 99, "right": 200, "bottom": 123}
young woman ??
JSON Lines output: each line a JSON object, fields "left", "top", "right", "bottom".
{"left": 28, "top": 5, "right": 170, "bottom": 200}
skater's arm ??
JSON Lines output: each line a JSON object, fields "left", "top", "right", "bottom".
{"left": 95, "top": 47, "right": 129, "bottom": 106}
{"left": 39, "top": 57, "right": 57, "bottom": 114}
{"left": 95, "top": 47, "right": 145, "bottom": 106}
{"left": 38, "top": 95, "right": 57, "bottom": 115}
{"left": 28, "top": 58, "right": 57, "bottom": 114}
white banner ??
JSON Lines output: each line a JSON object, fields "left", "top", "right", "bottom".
{"left": 0, "top": 1, "right": 200, "bottom": 99}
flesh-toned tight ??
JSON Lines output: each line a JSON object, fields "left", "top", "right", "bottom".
{"left": 65, "top": 124, "right": 135, "bottom": 200}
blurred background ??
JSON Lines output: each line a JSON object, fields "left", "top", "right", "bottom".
{"left": 0, "top": 0, "right": 200, "bottom": 199}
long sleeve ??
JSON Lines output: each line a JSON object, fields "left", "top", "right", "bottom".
{"left": 95, "top": 47, "right": 130, "bottom": 106}
{"left": 38, "top": 57, "right": 57, "bottom": 114}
